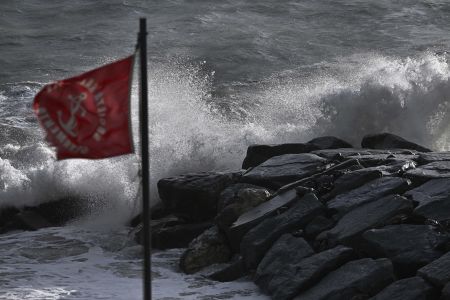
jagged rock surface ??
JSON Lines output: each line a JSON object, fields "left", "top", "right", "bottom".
{"left": 293, "top": 258, "right": 394, "bottom": 300}
{"left": 369, "top": 277, "right": 437, "bottom": 300}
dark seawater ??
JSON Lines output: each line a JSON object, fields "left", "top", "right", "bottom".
{"left": 1, "top": 1, "right": 450, "bottom": 299}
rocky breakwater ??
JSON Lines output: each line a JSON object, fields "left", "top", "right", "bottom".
{"left": 140, "top": 132, "right": 449, "bottom": 299}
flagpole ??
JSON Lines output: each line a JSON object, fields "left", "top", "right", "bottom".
{"left": 138, "top": 18, "right": 151, "bottom": 300}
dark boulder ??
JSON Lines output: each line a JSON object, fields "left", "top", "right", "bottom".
{"left": 135, "top": 218, "right": 213, "bottom": 249}
{"left": 406, "top": 161, "right": 450, "bottom": 180}
{"left": 227, "top": 188, "right": 300, "bottom": 251}
{"left": 321, "top": 195, "right": 413, "bottom": 247}
{"left": 419, "top": 152, "right": 450, "bottom": 164}
{"left": 417, "top": 251, "right": 450, "bottom": 288}
{"left": 442, "top": 282, "right": 450, "bottom": 300}
{"left": 327, "top": 177, "right": 412, "bottom": 217}
{"left": 258, "top": 244, "right": 354, "bottom": 300}
{"left": 215, "top": 186, "right": 271, "bottom": 232}
{"left": 325, "top": 168, "right": 384, "bottom": 200}
{"left": 361, "top": 133, "right": 431, "bottom": 152}
{"left": 293, "top": 258, "right": 394, "bottom": 300}
{"left": 362, "top": 224, "right": 450, "bottom": 277}
{"left": 208, "top": 256, "right": 247, "bottom": 282}
{"left": 369, "top": 277, "right": 437, "bottom": 300}
{"left": 9, "top": 211, "right": 53, "bottom": 231}
{"left": 240, "top": 153, "right": 332, "bottom": 190}
{"left": 404, "top": 178, "right": 450, "bottom": 222}
{"left": 307, "top": 136, "right": 353, "bottom": 150}
{"left": 242, "top": 143, "right": 319, "bottom": 169}
{"left": 180, "top": 226, "right": 232, "bottom": 274}
{"left": 240, "top": 193, "right": 323, "bottom": 269}
{"left": 254, "top": 234, "right": 314, "bottom": 294}
{"left": 158, "top": 172, "right": 236, "bottom": 222}
{"left": 217, "top": 183, "right": 271, "bottom": 212}
{"left": 312, "top": 148, "right": 373, "bottom": 160}
{"left": 304, "top": 215, "right": 335, "bottom": 239}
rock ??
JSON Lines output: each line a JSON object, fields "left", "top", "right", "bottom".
{"left": 227, "top": 188, "right": 300, "bottom": 252}
{"left": 419, "top": 152, "right": 450, "bottom": 164}
{"left": 255, "top": 234, "right": 315, "bottom": 294}
{"left": 135, "top": 220, "right": 213, "bottom": 249}
{"left": 31, "top": 196, "right": 89, "bottom": 225}
{"left": 442, "top": 282, "right": 450, "bottom": 300}
{"left": 304, "top": 215, "right": 335, "bottom": 239}
{"left": 312, "top": 148, "right": 374, "bottom": 160}
{"left": 404, "top": 178, "right": 450, "bottom": 221}
{"left": 307, "top": 136, "right": 353, "bottom": 150}
{"left": 322, "top": 195, "right": 413, "bottom": 247}
{"left": 215, "top": 186, "right": 271, "bottom": 232}
{"left": 362, "top": 225, "right": 450, "bottom": 277}
{"left": 361, "top": 133, "right": 432, "bottom": 152}
{"left": 417, "top": 251, "right": 450, "bottom": 288}
{"left": 217, "top": 183, "right": 271, "bottom": 212}
{"left": 158, "top": 172, "right": 236, "bottom": 222}
{"left": 327, "top": 177, "right": 412, "bottom": 217}
{"left": 240, "top": 153, "right": 332, "bottom": 190}
{"left": 240, "top": 193, "right": 323, "bottom": 269}
{"left": 208, "top": 257, "right": 247, "bottom": 282}
{"left": 369, "top": 277, "right": 437, "bottom": 300}
{"left": 293, "top": 258, "right": 394, "bottom": 300}
{"left": 180, "top": 226, "right": 232, "bottom": 274}
{"left": 11, "top": 211, "right": 53, "bottom": 231}
{"left": 259, "top": 245, "right": 354, "bottom": 300}
{"left": 325, "top": 168, "right": 384, "bottom": 200}
{"left": 406, "top": 161, "right": 450, "bottom": 180}
{"left": 242, "top": 143, "right": 319, "bottom": 169}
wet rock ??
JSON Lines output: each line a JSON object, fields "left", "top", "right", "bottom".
{"left": 362, "top": 224, "right": 450, "bottom": 277}
{"left": 327, "top": 177, "right": 412, "bottom": 217}
{"left": 406, "top": 161, "right": 450, "bottom": 180}
{"left": 180, "top": 226, "right": 232, "bottom": 274}
{"left": 417, "top": 251, "right": 450, "bottom": 288}
{"left": 215, "top": 187, "right": 271, "bottom": 232}
{"left": 241, "top": 143, "right": 319, "bottom": 169}
{"left": 321, "top": 195, "right": 413, "bottom": 247}
{"left": 10, "top": 211, "right": 53, "bottom": 231}
{"left": 217, "top": 183, "right": 271, "bottom": 212}
{"left": 240, "top": 193, "right": 323, "bottom": 269}
{"left": 158, "top": 172, "right": 236, "bottom": 221}
{"left": 227, "top": 188, "right": 300, "bottom": 252}
{"left": 240, "top": 153, "right": 332, "bottom": 190}
{"left": 312, "top": 148, "right": 373, "bottom": 160}
{"left": 254, "top": 234, "right": 315, "bottom": 295}
{"left": 304, "top": 215, "right": 335, "bottom": 238}
{"left": 32, "top": 197, "right": 89, "bottom": 225}
{"left": 325, "top": 168, "right": 383, "bottom": 200}
{"left": 208, "top": 256, "right": 247, "bottom": 282}
{"left": 260, "top": 245, "right": 354, "bottom": 300}
{"left": 419, "top": 152, "right": 450, "bottom": 164}
{"left": 293, "top": 258, "right": 394, "bottom": 300}
{"left": 369, "top": 276, "right": 437, "bottom": 300}
{"left": 307, "top": 136, "right": 353, "bottom": 150}
{"left": 361, "top": 133, "right": 431, "bottom": 152}
{"left": 135, "top": 220, "right": 213, "bottom": 249}
{"left": 442, "top": 282, "right": 450, "bottom": 300}
{"left": 404, "top": 178, "right": 450, "bottom": 221}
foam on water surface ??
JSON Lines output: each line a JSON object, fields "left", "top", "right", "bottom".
{"left": 0, "top": 227, "right": 266, "bottom": 300}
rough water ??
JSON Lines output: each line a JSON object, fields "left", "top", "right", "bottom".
{"left": 1, "top": 0, "right": 450, "bottom": 299}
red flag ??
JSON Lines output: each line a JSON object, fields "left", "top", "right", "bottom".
{"left": 33, "top": 56, "right": 134, "bottom": 160}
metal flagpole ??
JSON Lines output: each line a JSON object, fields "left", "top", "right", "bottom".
{"left": 138, "top": 17, "right": 151, "bottom": 300}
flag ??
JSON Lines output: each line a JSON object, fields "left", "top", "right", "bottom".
{"left": 33, "top": 56, "right": 134, "bottom": 160}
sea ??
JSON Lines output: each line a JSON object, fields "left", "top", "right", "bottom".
{"left": 1, "top": 0, "right": 450, "bottom": 299}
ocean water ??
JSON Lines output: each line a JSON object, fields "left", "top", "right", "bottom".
{"left": 1, "top": 0, "right": 450, "bottom": 299}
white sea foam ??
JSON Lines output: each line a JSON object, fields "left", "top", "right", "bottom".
{"left": 0, "top": 227, "right": 267, "bottom": 300}
{"left": 1, "top": 52, "right": 450, "bottom": 226}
